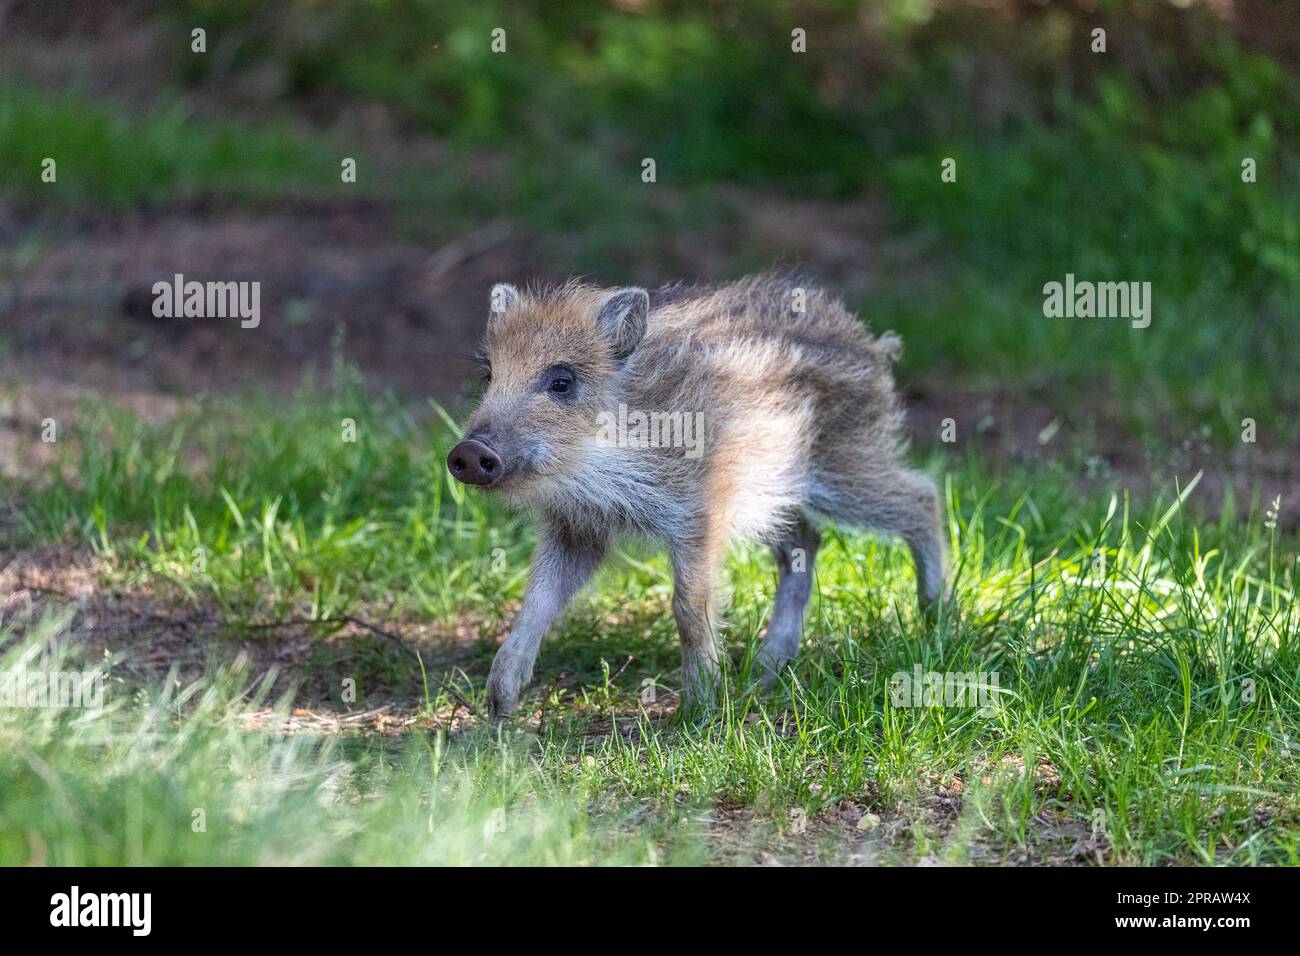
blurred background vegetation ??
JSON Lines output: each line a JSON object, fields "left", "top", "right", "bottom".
{"left": 1, "top": 0, "right": 1297, "bottom": 481}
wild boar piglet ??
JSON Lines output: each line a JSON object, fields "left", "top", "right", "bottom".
{"left": 448, "top": 276, "right": 949, "bottom": 717}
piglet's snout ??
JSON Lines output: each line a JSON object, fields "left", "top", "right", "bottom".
{"left": 447, "top": 438, "right": 502, "bottom": 486}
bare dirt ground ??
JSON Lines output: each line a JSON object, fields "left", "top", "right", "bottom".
{"left": 0, "top": 543, "right": 500, "bottom": 733}
{"left": 2, "top": 199, "right": 527, "bottom": 401}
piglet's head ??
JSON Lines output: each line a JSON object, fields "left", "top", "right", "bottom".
{"left": 447, "top": 282, "right": 647, "bottom": 492}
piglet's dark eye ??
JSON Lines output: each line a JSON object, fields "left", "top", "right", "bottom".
{"left": 542, "top": 365, "right": 576, "bottom": 397}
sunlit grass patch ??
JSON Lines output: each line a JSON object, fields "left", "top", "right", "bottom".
{"left": 6, "top": 390, "right": 1299, "bottom": 865}
{"left": 0, "top": 610, "right": 683, "bottom": 866}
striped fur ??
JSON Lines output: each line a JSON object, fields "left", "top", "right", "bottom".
{"left": 457, "top": 274, "right": 948, "bottom": 716}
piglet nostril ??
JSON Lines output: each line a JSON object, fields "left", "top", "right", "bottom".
{"left": 480, "top": 456, "right": 496, "bottom": 473}
{"left": 450, "top": 455, "right": 466, "bottom": 473}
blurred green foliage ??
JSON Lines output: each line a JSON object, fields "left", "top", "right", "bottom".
{"left": 162, "top": 1, "right": 1297, "bottom": 288}
{"left": 4, "top": 0, "right": 1295, "bottom": 442}
{"left": 0, "top": 83, "right": 342, "bottom": 206}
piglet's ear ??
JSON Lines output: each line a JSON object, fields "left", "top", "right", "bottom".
{"left": 489, "top": 283, "right": 519, "bottom": 316}
{"left": 596, "top": 287, "right": 648, "bottom": 360}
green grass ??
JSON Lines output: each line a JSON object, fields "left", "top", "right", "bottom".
{"left": 0, "top": 79, "right": 496, "bottom": 238}
{"left": 0, "top": 81, "right": 348, "bottom": 208}
{"left": 0, "top": 611, "right": 676, "bottom": 865}
{"left": 3, "top": 388, "right": 1296, "bottom": 865}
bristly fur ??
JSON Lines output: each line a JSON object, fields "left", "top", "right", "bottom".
{"left": 455, "top": 273, "right": 949, "bottom": 717}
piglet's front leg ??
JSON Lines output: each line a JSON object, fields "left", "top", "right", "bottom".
{"left": 486, "top": 522, "right": 607, "bottom": 718}
{"left": 668, "top": 535, "right": 725, "bottom": 712}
